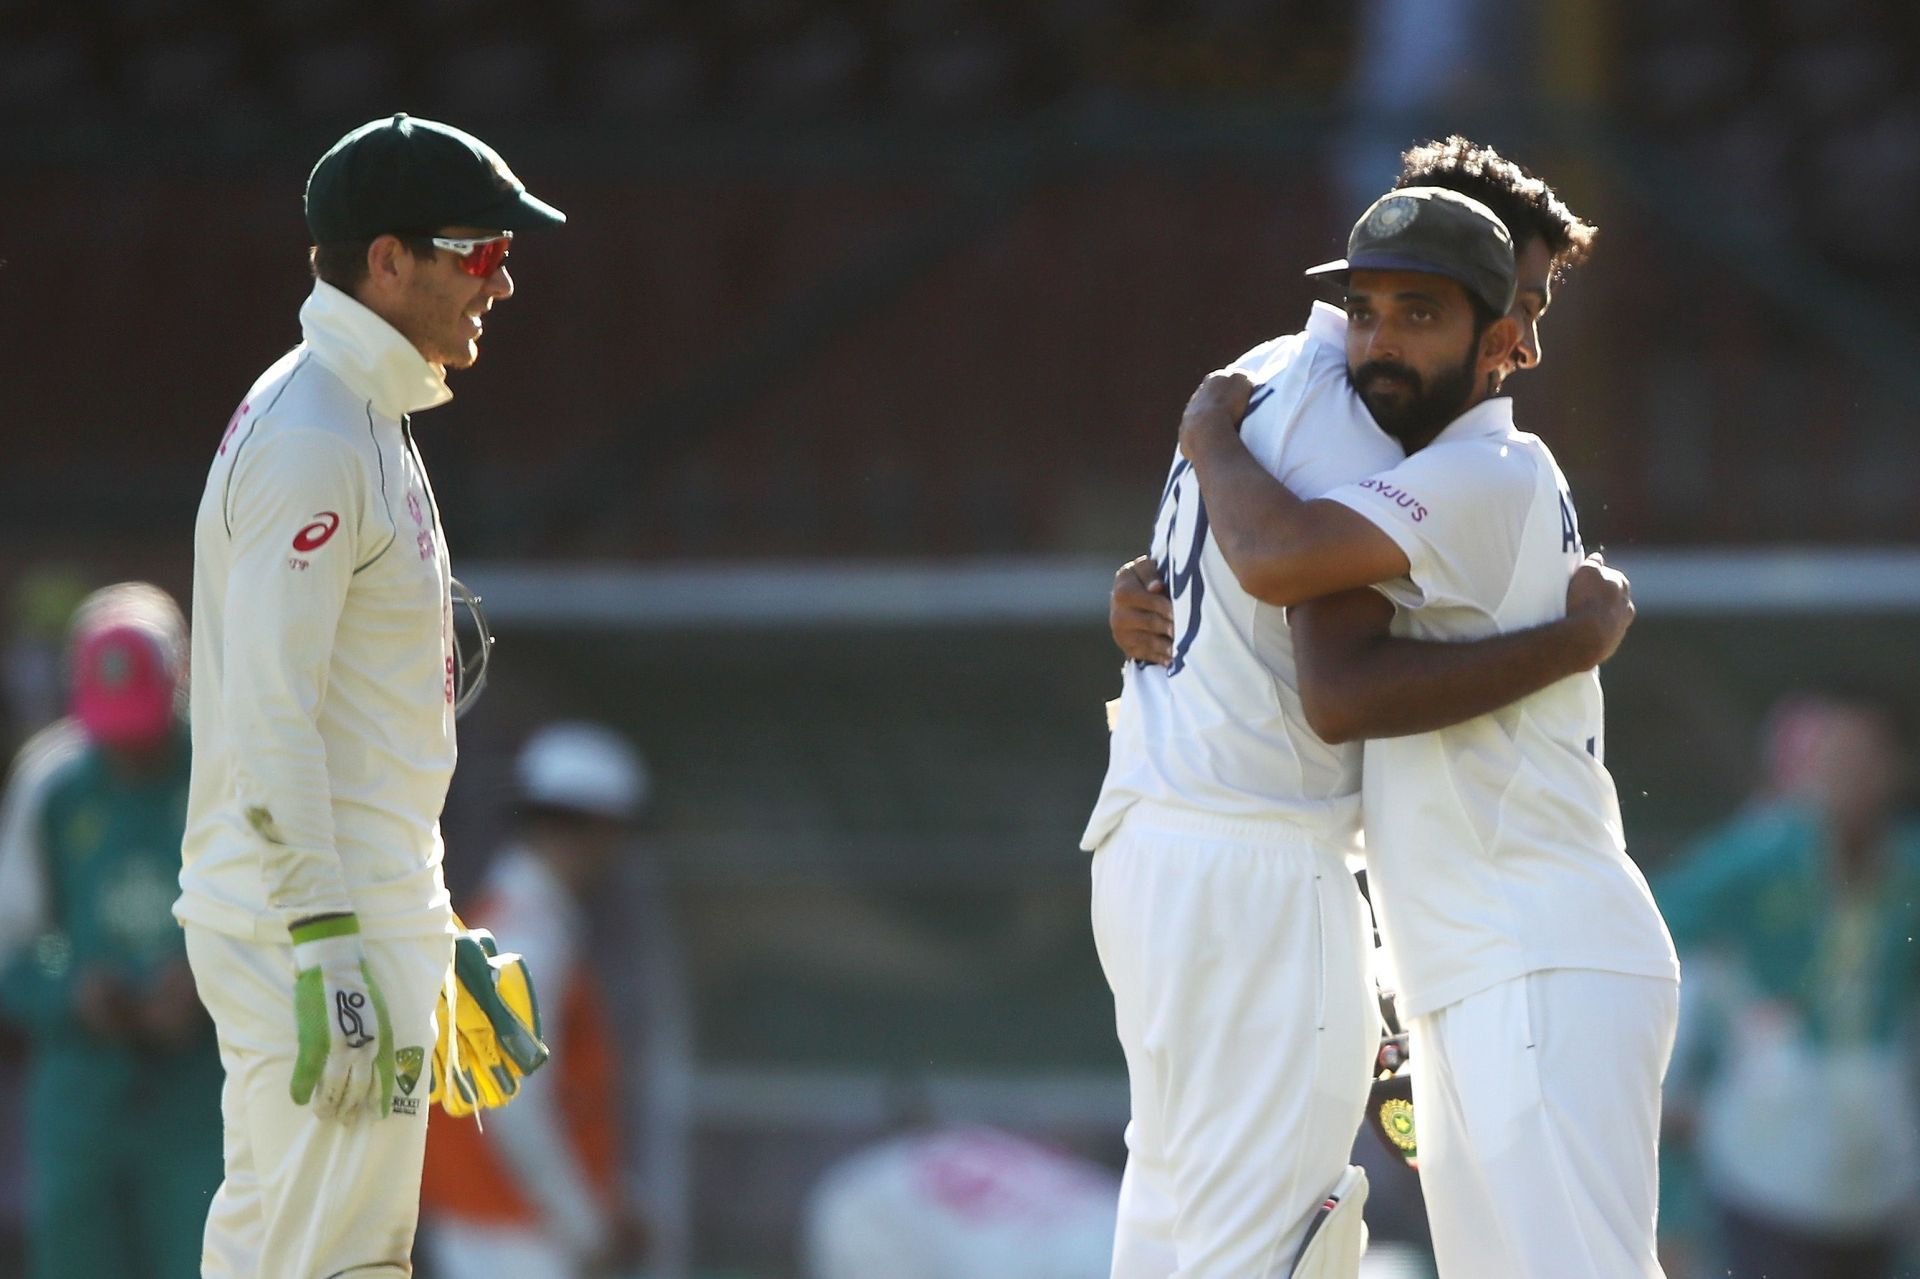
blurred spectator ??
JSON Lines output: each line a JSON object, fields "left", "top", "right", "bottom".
{"left": 1656, "top": 692, "right": 1920, "bottom": 1279}
{"left": 2, "top": 565, "right": 90, "bottom": 754}
{"left": 421, "top": 721, "right": 664, "bottom": 1279}
{"left": 0, "top": 582, "right": 221, "bottom": 1279}
{"left": 1337, "top": 0, "right": 1531, "bottom": 207}
{"left": 801, "top": 1122, "right": 1119, "bottom": 1279}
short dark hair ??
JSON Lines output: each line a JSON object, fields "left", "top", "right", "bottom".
{"left": 308, "top": 233, "right": 437, "bottom": 292}
{"left": 1397, "top": 136, "right": 1598, "bottom": 277}
{"left": 1465, "top": 291, "right": 1507, "bottom": 384}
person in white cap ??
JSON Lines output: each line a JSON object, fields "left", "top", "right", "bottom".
{"left": 421, "top": 722, "right": 656, "bottom": 1279}
{"left": 0, "top": 582, "right": 222, "bottom": 1279}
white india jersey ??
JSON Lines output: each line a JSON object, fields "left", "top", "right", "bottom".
{"left": 1082, "top": 303, "right": 1403, "bottom": 852}
{"left": 1323, "top": 400, "right": 1679, "bottom": 1015}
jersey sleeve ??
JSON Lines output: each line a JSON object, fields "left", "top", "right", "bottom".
{"left": 1320, "top": 439, "right": 1535, "bottom": 611}
{"left": 219, "top": 427, "right": 367, "bottom": 927}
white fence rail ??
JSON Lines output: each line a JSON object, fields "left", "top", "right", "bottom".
{"left": 462, "top": 548, "right": 1920, "bottom": 628}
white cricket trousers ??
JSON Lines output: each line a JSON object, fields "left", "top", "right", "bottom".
{"left": 185, "top": 926, "right": 451, "bottom": 1279}
{"left": 1411, "top": 968, "right": 1679, "bottom": 1279}
{"left": 1091, "top": 803, "right": 1377, "bottom": 1279}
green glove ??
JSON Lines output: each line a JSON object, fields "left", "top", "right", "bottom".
{"left": 288, "top": 913, "right": 395, "bottom": 1123}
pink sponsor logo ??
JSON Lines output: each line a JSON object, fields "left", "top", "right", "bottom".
{"left": 218, "top": 402, "right": 250, "bottom": 455}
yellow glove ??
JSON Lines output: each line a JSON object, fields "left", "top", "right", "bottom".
{"left": 430, "top": 917, "right": 550, "bottom": 1118}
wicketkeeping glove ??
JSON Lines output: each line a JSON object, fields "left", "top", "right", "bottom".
{"left": 430, "top": 918, "right": 549, "bottom": 1118}
{"left": 289, "top": 913, "right": 396, "bottom": 1123}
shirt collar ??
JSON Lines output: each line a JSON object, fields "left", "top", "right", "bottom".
{"left": 1429, "top": 393, "right": 1515, "bottom": 446}
{"left": 1304, "top": 299, "right": 1348, "bottom": 349}
{"left": 299, "top": 281, "right": 453, "bottom": 419}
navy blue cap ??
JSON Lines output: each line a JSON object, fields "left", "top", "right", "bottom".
{"left": 305, "top": 113, "right": 566, "bottom": 243}
{"left": 1305, "top": 186, "right": 1515, "bottom": 315}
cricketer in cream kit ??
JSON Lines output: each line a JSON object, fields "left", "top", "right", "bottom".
{"left": 179, "top": 108, "right": 568, "bottom": 1279}
{"left": 179, "top": 279, "right": 460, "bottom": 1278}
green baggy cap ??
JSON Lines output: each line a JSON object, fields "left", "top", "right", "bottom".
{"left": 305, "top": 112, "right": 566, "bottom": 243}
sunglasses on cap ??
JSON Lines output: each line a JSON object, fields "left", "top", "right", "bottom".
{"left": 430, "top": 232, "right": 512, "bottom": 277}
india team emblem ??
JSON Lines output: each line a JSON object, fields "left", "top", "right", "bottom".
{"left": 395, "top": 1046, "right": 425, "bottom": 1097}
{"left": 1367, "top": 196, "right": 1418, "bottom": 237}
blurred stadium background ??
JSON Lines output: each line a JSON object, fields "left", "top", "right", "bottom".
{"left": 5, "top": 0, "right": 1920, "bottom": 1275}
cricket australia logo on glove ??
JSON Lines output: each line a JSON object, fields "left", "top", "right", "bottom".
{"left": 335, "top": 990, "right": 373, "bottom": 1048}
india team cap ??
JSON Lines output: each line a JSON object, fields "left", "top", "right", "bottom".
{"left": 1304, "top": 186, "right": 1517, "bottom": 316}
{"left": 305, "top": 112, "right": 567, "bottom": 243}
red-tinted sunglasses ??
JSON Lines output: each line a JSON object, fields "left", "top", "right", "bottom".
{"left": 431, "top": 232, "right": 512, "bottom": 277}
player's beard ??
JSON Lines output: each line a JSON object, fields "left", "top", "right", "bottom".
{"left": 390, "top": 277, "right": 485, "bottom": 370}
{"left": 1351, "top": 344, "right": 1479, "bottom": 450}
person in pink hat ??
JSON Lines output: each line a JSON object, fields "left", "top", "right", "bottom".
{"left": 0, "top": 581, "right": 221, "bottom": 1279}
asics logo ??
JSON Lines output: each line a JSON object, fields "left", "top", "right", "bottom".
{"left": 293, "top": 512, "right": 341, "bottom": 552}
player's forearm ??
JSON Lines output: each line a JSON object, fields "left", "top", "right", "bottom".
{"left": 1299, "top": 611, "right": 1603, "bottom": 744}
{"left": 224, "top": 686, "right": 354, "bottom": 924}
{"left": 222, "top": 486, "right": 359, "bottom": 926}
{"left": 1180, "top": 416, "right": 1319, "bottom": 604}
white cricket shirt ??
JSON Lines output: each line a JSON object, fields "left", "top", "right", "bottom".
{"left": 1082, "top": 303, "right": 1403, "bottom": 852}
{"left": 176, "top": 281, "right": 458, "bottom": 942}
{"left": 1323, "top": 399, "right": 1679, "bottom": 1015}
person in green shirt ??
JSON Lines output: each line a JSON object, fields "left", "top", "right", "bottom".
{"left": 1657, "top": 692, "right": 1920, "bottom": 1279}
{"left": 0, "top": 582, "right": 221, "bottom": 1279}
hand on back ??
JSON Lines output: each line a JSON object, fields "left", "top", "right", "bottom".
{"left": 1565, "top": 553, "right": 1635, "bottom": 668}
{"left": 1111, "top": 556, "right": 1174, "bottom": 666}
{"left": 1178, "top": 371, "right": 1255, "bottom": 459}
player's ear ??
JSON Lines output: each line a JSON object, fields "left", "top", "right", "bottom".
{"left": 1477, "top": 315, "right": 1522, "bottom": 380}
{"left": 366, "top": 234, "right": 410, "bottom": 285}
